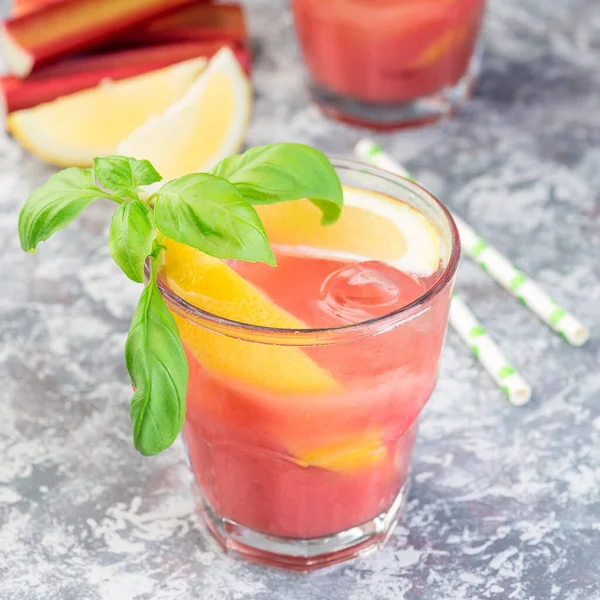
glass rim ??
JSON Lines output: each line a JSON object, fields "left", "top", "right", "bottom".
{"left": 157, "top": 157, "right": 461, "bottom": 344}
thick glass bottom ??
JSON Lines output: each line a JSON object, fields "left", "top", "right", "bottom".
{"left": 189, "top": 476, "right": 410, "bottom": 572}
{"left": 308, "top": 44, "right": 483, "bottom": 130}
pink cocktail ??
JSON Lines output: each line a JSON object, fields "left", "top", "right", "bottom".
{"left": 159, "top": 160, "right": 460, "bottom": 570}
{"left": 293, "top": 0, "right": 486, "bottom": 128}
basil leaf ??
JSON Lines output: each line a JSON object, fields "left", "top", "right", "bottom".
{"left": 126, "top": 280, "right": 188, "bottom": 456}
{"left": 108, "top": 199, "right": 155, "bottom": 283}
{"left": 93, "top": 156, "right": 162, "bottom": 198}
{"left": 211, "top": 143, "right": 344, "bottom": 225}
{"left": 18, "top": 167, "right": 103, "bottom": 252}
{"left": 153, "top": 173, "right": 275, "bottom": 266}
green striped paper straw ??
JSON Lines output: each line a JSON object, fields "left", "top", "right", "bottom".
{"left": 355, "top": 139, "right": 590, "bottom": 347}
{"left": 449, "top": 295, "right": 532, "bottom": 406}
{"left": 354, "top": 139, "right": 532, "bottom": 405}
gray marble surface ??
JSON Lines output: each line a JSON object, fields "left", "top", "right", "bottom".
{"left": 2, "top": 0, "right": 600, "bottom": 598}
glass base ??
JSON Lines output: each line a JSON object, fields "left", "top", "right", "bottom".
{"left": 308, "top": 44, "right": 483, "bottom": 130}
{"left": 190, "top": 477, "right": 410, "bottom": 572}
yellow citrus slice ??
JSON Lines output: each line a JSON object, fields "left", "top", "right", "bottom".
{"left": 256, "top": 185, "right": 442, "bottom": 276}
{"left": 162, "top": 241, "right": 386, "bottom": 473}
{"left": 295, "top": 432, "right": 387, "bottom": 472}
{"left": 117, "top": 47, "right": 251, "bottom": 180}
{"left": 7, "top": 57, "right": 207, "bottom": 167}
{"left": 161, "top": 239, "right": 339, "bottom": 395}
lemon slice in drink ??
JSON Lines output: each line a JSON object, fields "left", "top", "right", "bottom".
{"left": 162, "top": 241, "right": 389, "bottom": 472}
{"left": 295, "top": 432, "right": 387, "bottom": 472}
{"left": 7, "top": 57, "right": 208, "bottom": 167}
{"left": 161, "top": 240, "right": 339, "bottom": 395}
{"left": 162, "top": 242, "right": 385, "bottom": 472}
{"left": 117, "top": 47, "right": 250, "bottom": 180}
{"left": 257, "top": 186, "right": 442, "bottom": 277}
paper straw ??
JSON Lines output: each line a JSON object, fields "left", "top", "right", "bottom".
{"left": 354, "top": 139, "right": 532, "bottom": 404}
{"left": 450, "top": 220, "right": 589, "bottom": 346}
{"left": 355, "top": 139, "right": 590, "bottom": 347}
{"left": 449, "top": 295, "right": 532, "bottom": 406}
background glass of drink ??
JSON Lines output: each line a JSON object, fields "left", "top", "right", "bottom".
{"left": 293, "top": 0, "right": 486, "bottom": 129}
{"left": 159, "top": 160, "right": 460, "bottom": 570}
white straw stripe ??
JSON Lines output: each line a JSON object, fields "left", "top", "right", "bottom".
{"left": 449, "top": 295, "right": 532, "bottom": 406}
{"left": 354, "top": 138, "right": 590, "bottom": 347}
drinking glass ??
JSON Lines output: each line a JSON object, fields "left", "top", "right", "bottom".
{"left": 293, "top": 0, "right": 486, "bottom": 128}
{"left": 158, "top": 160, "right": 460, "bottom": 570}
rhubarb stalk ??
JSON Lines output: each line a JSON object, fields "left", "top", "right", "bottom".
{"left": 123, "top": 3, "right": 246, "bottom": 47}
{"left": 11, "top": 2, "right": 246, "bottom": 47}
{"left": 1, "top": 40, "right": 250, "bottom": 115}
{"left": 0, "top": 0, "right": 200, "bottom": 77}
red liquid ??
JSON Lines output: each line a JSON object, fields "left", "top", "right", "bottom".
{"left": 293, "top": 0, "right": 486, "bottom": 113}
{"left": 183, "top": 249, "right": 452, "bottom": 539}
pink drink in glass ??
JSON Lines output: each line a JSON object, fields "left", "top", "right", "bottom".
{"left": 293, "top": 0, "right": 486, "bottom": 128}
{"left": 160, "top": 160, "right": 460, "bottom": 569}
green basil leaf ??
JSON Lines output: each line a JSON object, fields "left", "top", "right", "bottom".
{"left": 108, "top": 199, "right": 155, "bottom": 283}
{"left": 18, "top": 167, "right": 103, "bottom": 252}
{"left": 211, "top": 143, "right": 344, "bottom": 225}
{"left": 93, "top": 156, "right": 162, "bottom": 198}
{"left": 153, "top": 173, "right": 275, "bottom": 266}
{"left": 126, "top": 280, "right": 188, "bottom": 456}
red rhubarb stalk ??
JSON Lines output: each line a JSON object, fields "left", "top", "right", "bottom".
{"left": 124, "top": 3, "right": 247, "bottom": 47}
{"left": 1, "top": 41, "right": 250, "bottom": 114}
{"left": 0, "top": 0, "right": 200, "bottom": 77}
{"left": 11, "top": 2, "right": 246, "bottom": 47}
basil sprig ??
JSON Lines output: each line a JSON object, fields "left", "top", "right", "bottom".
{"left": 17, "top": 144, "right": 343, "bottom": 456}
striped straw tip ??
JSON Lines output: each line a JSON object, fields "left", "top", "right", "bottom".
{"left": 561, "top": 316, "right": 590, "bottom": 347}
{"left": 507, "top": 383, "right": 533, "bottom": 407}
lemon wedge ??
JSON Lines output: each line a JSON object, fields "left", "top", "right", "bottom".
{"left": 256, "top": 185, "right": 442, "bottom": 276}
{"left": 117, "top": 47, "right": 251, "bottom": 179}
{"left": 7, "top": 57, "right": 207, "bottom": 167}
{"left": 161, "top": 239, "right": 339, "bottom": 396}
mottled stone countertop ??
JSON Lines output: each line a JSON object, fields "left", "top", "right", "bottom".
{"left": 2, "top": 0, "right": 600, "bottom": 598}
